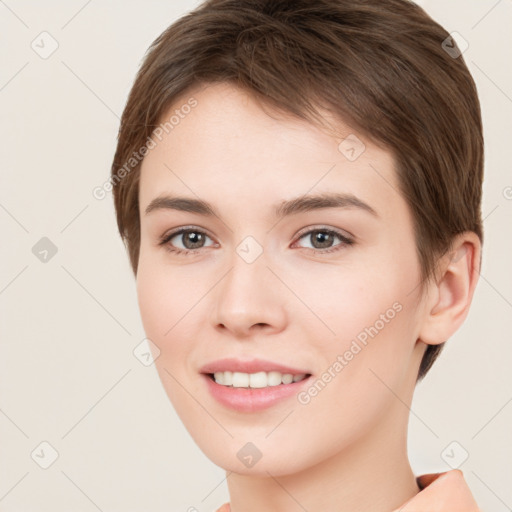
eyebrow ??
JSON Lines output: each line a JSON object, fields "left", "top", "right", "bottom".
{"left": 144, "top": 192, "right": 378, "bottom": 219}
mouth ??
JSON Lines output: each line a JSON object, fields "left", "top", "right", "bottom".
{"left": 201, "top": 370, "right": 313, "bottom": 412}
{"left": 199, "top": 358, "right": 313, "bottom": 411}
{"left": 204, "top": 370, "right": 312, "bottom": 389}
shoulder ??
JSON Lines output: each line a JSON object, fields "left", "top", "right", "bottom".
{"left": 214, "top": 503, "right": 230, "bottom": 512}
{"left": 398, "top": 470, "right": 481, "bottom": 511}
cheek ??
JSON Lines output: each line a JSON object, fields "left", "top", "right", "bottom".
{"left": 295, "top": 259, "right": 412, "bottom": 340}
{"left": 290, "top": 298, "right": 418, "bottom": 455}
{"left": 137, "top": 253, "right": 195, "bottom": 335}
{"left": 305, "top": 252, "right": 421, "bottom": 381}
{"left": 136, "top": 260, "right": 200, "bottom": 410}
{"left": 136, "top": 258, "right": 187, "bottom": 361}
{"left": 136, "top": 255, "right": 216, "bottom": 381}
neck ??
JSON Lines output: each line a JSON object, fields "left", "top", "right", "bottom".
{"left": 226, "top": 381, "right": 420, "bottom": 512}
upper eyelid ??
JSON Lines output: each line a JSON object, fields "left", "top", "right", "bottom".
{"left": 161, "top": 225, "right": 216, "bottom": 243}
{"left": 294, "top": 225, "right": 353, "bottom": 240}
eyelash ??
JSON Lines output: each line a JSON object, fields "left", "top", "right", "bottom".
{"left": 158, "top": 225, "right": 354, "bottom": 256}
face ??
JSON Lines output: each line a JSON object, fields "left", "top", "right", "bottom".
{"left": 137, "top": 82, "right": 427, "bottom": 475}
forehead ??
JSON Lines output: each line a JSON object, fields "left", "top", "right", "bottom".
{"left": 139, "top": 82, "right": 401, "bottom": 216}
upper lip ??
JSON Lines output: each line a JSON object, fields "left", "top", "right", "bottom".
{"left": 199, "top": 358, "right": 311, "bottom": 375}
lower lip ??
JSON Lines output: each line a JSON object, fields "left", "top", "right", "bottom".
{"left": 202, "top": 373, "right": 312, "bottom": 412}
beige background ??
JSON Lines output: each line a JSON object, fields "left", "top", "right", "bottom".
{"left": 1, "top": 1, "right": 511, "bottom": 510}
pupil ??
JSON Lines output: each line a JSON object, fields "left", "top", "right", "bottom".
{"left": 185, "top": 231, "right": 203, "bottom": 249}
{"left": 314, "top": 231, "right": 332, "bottom": 248}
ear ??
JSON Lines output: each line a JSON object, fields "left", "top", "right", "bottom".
{"left": 418, "top": 232, "right": 481, "bottom": 345}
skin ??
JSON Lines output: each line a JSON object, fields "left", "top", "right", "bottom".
{"left": 136, "top": 82, "right": 480, "bottom": 512}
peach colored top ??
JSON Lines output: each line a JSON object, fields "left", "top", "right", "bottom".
{"left": 214, "top": 470, "right": 481, "bottom": 512}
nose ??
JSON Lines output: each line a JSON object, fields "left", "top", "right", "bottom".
{"left": 210, "top": 247, "right": 288, "bottom": 339}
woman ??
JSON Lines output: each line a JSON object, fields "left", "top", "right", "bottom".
{"left": 110, "top": 1, "right": 483, "bottom": 509}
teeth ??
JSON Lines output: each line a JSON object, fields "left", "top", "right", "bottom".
{"left": 212, "top": 371, "right": 308, "bottom": 388}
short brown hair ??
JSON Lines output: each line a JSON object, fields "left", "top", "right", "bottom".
{"left": 110, "top": 0, "right": 484, "bottom": 380}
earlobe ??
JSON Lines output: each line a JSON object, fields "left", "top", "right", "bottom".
{"left": 418, "top": 232, "right": 481, "bottom": 346}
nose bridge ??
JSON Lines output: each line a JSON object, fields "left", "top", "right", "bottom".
{"left": 212, "top": 235, "right": 286, "bottom": 335}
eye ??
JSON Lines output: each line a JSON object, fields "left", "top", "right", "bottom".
{"left": 158, "top": 225, "right": 354, "bottom": 256}
{"left": 293, "top": 227, "right": 354, "bottom": 254}
{"left": 159, "top": 227, "right": 216, "bottom": 255}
